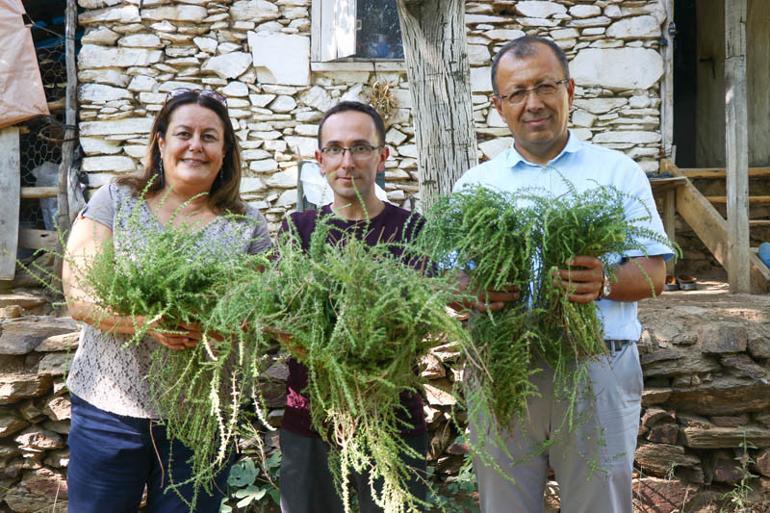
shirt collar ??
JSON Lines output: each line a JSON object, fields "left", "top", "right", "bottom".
{"left": 504, "top": 129, "right": 584, "bottom": 169}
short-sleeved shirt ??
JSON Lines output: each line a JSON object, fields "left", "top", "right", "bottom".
{"left": 279, "top": 203, "right": 427, "bottom": 438}
{"left": 66, "top": 182, "right": 272, "bottom": 419}
{"left": 453, "top": 131, "right": 673, "bottom": 341}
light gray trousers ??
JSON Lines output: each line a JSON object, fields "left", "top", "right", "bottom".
{"left": 471, "top": 343, "right": 643, "bottom": 513}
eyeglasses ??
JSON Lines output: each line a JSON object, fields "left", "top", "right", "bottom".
{"left": 320, "top": 143, "right": 382, "bottom": 161}
{"left": 167, "top": 88, "right": 228, "bottom": 107}
{"left": 497, "top": 79, "right": 569, "bottom": 105}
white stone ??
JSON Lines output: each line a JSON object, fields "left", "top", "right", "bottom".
{"left": 606, "top": 16, "right": 661, "bottom": 40}
{"left": 79, "top": 45, "right": 162, "bottom": 69}
{"left": 398, "top": 144, "right": 418, "bottom": 159}
{"left": 387, "top": 190, "right": 405, "bottom": 201}
{"left": 124, "top": 145, "right": 146, "bottom": 158}
{"left": 552, "top": 28, "right": 579, "bottom": 40}
{"left": 270, "top": 95, "right": 297, "bottom": 113}
{"left": 80, "top": 137, "right": 122, "bottom": 156}
{"left": 583, "top": 27, "right": 606, "bottom": 36}
{"left": 569, "top": 5, "right": 601, "bottom": 18}
{"left": 240, "top": 177, "right": 267, "bottom": 193}
{"left": 221, "top": 81, "right": 249, "bottom": 97}
{"left": 151, "top": 21, "right": 176, "bottom": 32}
{"left": 571, "top": 110, "right": 596, "bottom": 127}
{"left": 518, "top": 17, "right": 559, "bottom": 28}
{"left": 231, "top": 0, "right": 280, "bottom": 22}
{"left": 157, "top": 81, "right": 201, "bottom": 92}
{"left": 193, "top": 36, "right": 218, "bottom": 54}
{"left": 80, "top": 118, "right": 154, "bottom": 136}
{"left": 592, "top": 130, "right": 661, "bottom": 144}
{"left": 605, "top": 5, "right": 623, "bottom": 18}
{"left": 572, "top": 98, "right": 627, "bottom": 114}
{"left": 79, "top": 5, "right": 140, "bottom": 25}
{"left": 385, "top": 128, "right": 407, "bottom": 146}
{"left": 242, "top": 149, "right": 272, "bottom": 161}
{"left": 78, "top": 0, "right": 122, "bottom": 8}
{"left": 284, "top": 136, "right": 317, "bottom": 158}
{"left": 78, "top": 70, "right": 130, "bottom": 87}
{"left": 218, "top": 42, "right": 242, "bottom": 55}
{"left": 127, "top": 75, "right": 157, "bottom": 92}
{"left": 250, "top": 94, "right": 276, "bottom": 107}
{"left": 265, "top": 167, "right": 298, "bottom": 188}
{"left": 572, "top": 128, "right": 593, "bottom": 141}
{"left": 142, "top": 5, "right": 208, "bottom": 22}
{"left": 391, "top": 89, "right": 411, "bottom": 110}
{"left": 250, "top": 159, "right": 279, "bottom": 173}
{"left": 248, "top": 32, "right": 310, "bottom": 86}
{"left": 202, "top": 52, "right": 252, "bottom": 79}
{"left": 79, "top": 84, "right": 132, "bottom": 103}
{"left": 570, "top": 48, "right": 663, "bottom": 90}
{"left": 300, "top": 86, "right": 333, "bottom": 112}
{"left": 485, "top": 29, "right": 525, "bottom": 41}
{"left": 516, "top": 1, "right": 566, "bottom": 18}
{"left": 82, "top": 27, "right": 120, "bottom": 45}
{"left": 471, "top": 66, "right": 492, "bottom": 93}
{"left": 479, "top": 137, "right": 513, "bottom": 159}
{"left": 275, "top": 188, "right": 297, "bottom": 207}
{"left": 468, "top": 44, "right": 491, "bottom": 66}
{"left": 139, "top": 92, "right": 166, "bottom": 104}
{"left": 295, "top": 124, "right": 318, "bottom": 136}
{"left": 118, "top": 34, "right": 162, "bottom": 48}
{"left": 465, "top": 14, "right": 507, "bottom": 24}
{"left": 82, "top": 156, "right": 137, "bottom": 173}
{"left": 486, "top": 108, "right": 507, "bottom": 128}
{"left": 569, "top": 16, "right": 612, "bottom": 28}
{"left": 629, "top": 95, "right": 651, "bottom": 109}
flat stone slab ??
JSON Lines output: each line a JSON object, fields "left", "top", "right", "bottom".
{"left": 0, "top": 374, "right": 53, "bottom": 405}
{"left": 682, "top": 425, "right": 770, "bottom": 449}
{"left": 0, "top": 317, "right": 78, "bottom": 355}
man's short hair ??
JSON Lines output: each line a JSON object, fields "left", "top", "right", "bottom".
{"left": 317, "top": 101, "right": 386, "bottom": 148}
{"left": 490, "top": 36, "right": 570, "bottom": 96}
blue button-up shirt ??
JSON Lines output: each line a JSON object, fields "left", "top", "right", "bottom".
{"left": 453, "top": 131, "right": 673, "bottom": 341}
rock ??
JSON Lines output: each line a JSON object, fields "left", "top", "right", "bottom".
{"left": 80, "top": 137, "right": 121, "bottom": 156}
{"left": 35, "top": 332, "right": 79, "bottom": 353}
{"left": 647, "top": 423, "right": 679, "bottom": 445}
{"left": 479, "top": 137, "right": 514, "bottom": 160}
{"left": 0, "top": 318, "right": 76, "bottom": 355}
{"left": 385, "top": 128, "right": 407, "bottom": 146}
{"left": 43, "top": 420, "right": 70, "bottom": 435}
{"left": 193, "top": 36, "right": 218, "bottom": 54}
{"left": 14, "top": 428, "right": 65, "bottom": 451}
{"left": 711, "top": 414, "right": 751, "bottom": 428}
{"left": 423, "top": 405, "right": 442, "bottom": 425}
{"left": 748, "top": 332, "right": 770, "bottom": 359}
{"left": 3, "top": 468, "right": 67, "bottom": 512}
{"left": 274, "top": 189, "right": 297, "bottom": 208}
{"left": 700, "top": 324, "right": 748, "bottom": 354}
{"left": 641, "top": 408, "right": 675, "bottom": 428}
{"left": 284, "top": 136, "right": 318, "bottom": 158}
{"left": 203, "top": 51, "right": 252, "bottom": 79}
{"left": 641, "top": 349, "right": 719, "bottom": 378}
{"left": 78, "top": 44, "right": 162, "bottom": 69}
{"left": 18, "top": 401, "right": 44, "bottom": 422}
{"left": 471, "top": 66, "right": 493, "bottom": 93}
{"left": 231, "top": 0, "right": 280, "bottom": 22}
{"left": 424, "top": 380, "right": 455, "bottom": 407}
{"left": 420, "top": 354, "right": 446, "bottom": 380}
{"left": 38, "top": 353, "right": 74, "bottom": 377}
{"left": 221, "top": 81, "right": 249, "bottom": 97}
{"left": 398, "top": 144, "right": 418, "bottom": 159}
{"left": 78, "top": 5, "right": 140, "bottom": 25}
{"left": 708, "top": 451, "right": 744, "bottom": 483}
{"left": 570, "top": 48, "right": 663, "bottom": 90}
{"left": 80, "top": 118, "right": 153, "bottom": 136}
{"left": 606, "top": 15, "right": 661, "bottom": 40}
{"left": 572, "top": 98, "right": 627, "bottom": 114}
{"left": 265, "top": 168, "right": 298, "bottom": 189}
{"left": 642, "top": 387, "right": 672, "bottom": 406}
{"left": 633, "top": 477, "right": 698, "bottom": 513}
{"left": 755, "top": 449, "right": 770, "bottom": 477}
{"left": 571, "top": 110, "right": 595, "bottom": 127}
{"left": 270, "top": 95, "right": 297, "bottom": 113}
{"left": 44, "top": 450, "right": 69, "bottom": 469}
{"left": 142, "top": 5, "right": 207, "bottom": 22}
{"left": 719, "top": 354, "right": 768, "bottom": 381}
{"left": 299, "top": 86, "right": 333, "bottom": 112}
{"left": 42, "top": 397, "right": 70, "bottom": 422}
{"left": 569, "top": 16, "right": 612, "bottom": 28}
{"left": 0, "top": 306, "right": 23, "bottom": 319}
{"left": 248, "top": 32, "right": 310, "bottom": 86}
{"left": 0, "top": 412, "right": 28, "bottom": 437}
{"left": 0, "top": 294, "right": 47, "bottom": 310}
{"left": 0, "top": 374, "right": 52, "bottom": 405}
{"left": 264, "top": 362, "right": 288, "bottom": 382}
{"left": 485, "top": 29, "right": 525, "bottom": 41}
{"left": 635, "top": 443, "right": 700, "bottom": 476}
{"left": 667, "top": 376, "right": 770, "bottom": 415}
{"left": 515, "top": 1, "right": 566, "bottom": 18}
{"left": 82, "top": 156, "right": 137, "bottom": 173}
{"left": 570, "top": 5, "right": 601, "bottom": 18}
{"left": 682, "top": 425, "right": 770, "bottom": 449}
{"left": 81, "top": 27, "right": 120, "bottom": 45}
{"left": 118, "top": 34, "right": 162, "bottom": 48}
{"left": 592, "top": 130, "right": 661, "bottom": 145}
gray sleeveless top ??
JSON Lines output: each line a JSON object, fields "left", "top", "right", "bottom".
{"left": 66, "top": 182, "right": 271, "bottom": 418}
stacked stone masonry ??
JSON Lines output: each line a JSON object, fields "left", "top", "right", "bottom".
{"left": 76, "top": 0, "right": 666, "bottom": 231}
{"left": 2, "top": 290, "right": 770, "bottom": 512}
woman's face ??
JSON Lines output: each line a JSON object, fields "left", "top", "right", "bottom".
{"left": 157, "top": 103, "right": 226, "bottom": 193}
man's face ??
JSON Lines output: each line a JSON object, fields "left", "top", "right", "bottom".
{"left": 315, "top": 110, "right": 388, "bottom": 204}
{"left": 492, "top": 43, "right": 574, "bottom": 163}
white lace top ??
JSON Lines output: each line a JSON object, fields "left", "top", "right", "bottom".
{"left": 66, "top": 182, "right": 271, "bottom": 418}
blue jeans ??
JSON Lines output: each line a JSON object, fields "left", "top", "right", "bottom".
{"left": 67, "top": 394, "right": 230, "bottom": 513}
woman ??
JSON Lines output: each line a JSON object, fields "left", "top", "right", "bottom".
{"left": 63, "top": 89, "right": 271, "bottom": 512}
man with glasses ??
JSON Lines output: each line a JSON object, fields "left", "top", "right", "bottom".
{"left": 454, "top": 36, "right": 671, "bottom": 512}
{"left": 278, "top": 101, "right": 428, "bottom": 513}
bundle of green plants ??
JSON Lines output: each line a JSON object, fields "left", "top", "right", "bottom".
{"left": 225, "top": 218, "right": 471, "bottom": 513}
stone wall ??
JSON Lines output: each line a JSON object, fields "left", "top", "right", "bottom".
{"left": 76, "top": 0, "right": 666, "bottom": 231}
{"left": 2, "top": 290, "right": 770, "bottom": 512}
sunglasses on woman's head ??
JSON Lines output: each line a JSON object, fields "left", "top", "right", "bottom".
{"left": 167, "top": 88, "right": 227, "bottom": 107}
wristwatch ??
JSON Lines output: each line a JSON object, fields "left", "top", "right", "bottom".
{"left": 598, "top": 268, "right": 612, "bottom": 300}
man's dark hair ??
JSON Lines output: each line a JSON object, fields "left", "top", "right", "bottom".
{"left": 490, "top": 36, "right": 570, "bottom": 96}
{"left": 317, "top": 101, "right": 386, "bottom": 147}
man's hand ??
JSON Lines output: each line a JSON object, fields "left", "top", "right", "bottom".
{"left": 454, "top": 271, "right": 520, "bottom": 314}
{"left": 555, "top": 256, "right": 604, "bottom": 304}
{"left": 148, "top": 321, "right": 203, "bottom": 351}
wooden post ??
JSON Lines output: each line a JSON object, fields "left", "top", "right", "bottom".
{"left": 0, "top": 127, "right": 21, "bottom": 281}
{"left": 664, "top": 188, "right": 676, "bottom": 274}
{"left": 725, "top": 0, "right": 751, "bottom": 293}
{"left": 660, "top": 0, "right": 675, "bottom": 161}
{"left": 396, "top": 0, "right": 478, "bottom": 208}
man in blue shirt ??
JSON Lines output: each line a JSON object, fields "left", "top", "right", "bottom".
{"left": 455, "top": 36, "right": 672, "bottom": 513}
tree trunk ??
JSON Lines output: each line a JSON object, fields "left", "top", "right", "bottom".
{"left": 396, "top": 0, "right": 477, "bottom": 209}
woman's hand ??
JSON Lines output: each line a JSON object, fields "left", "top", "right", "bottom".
{"left": 146, "top": 320, "right": 204, "bottom": 351}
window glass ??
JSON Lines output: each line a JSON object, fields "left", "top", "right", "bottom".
{"left": 355, "top": 0, "right": 404, "bottom": 59}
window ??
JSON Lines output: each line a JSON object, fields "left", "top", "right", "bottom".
{"left": 311, "top": 0, "right": 404, "bottom": 62}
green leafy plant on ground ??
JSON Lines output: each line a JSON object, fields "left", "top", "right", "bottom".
{"left": 221, "top": 451, "right": 281, "bottom": 513}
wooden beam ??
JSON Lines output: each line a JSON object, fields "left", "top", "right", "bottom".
{"left": 18, "top": 229, "right": 58, "bottom": 251}
{"left": 679, "top": 167, "right": 770, "bottom": 179}
{"left": 20, "top": 187, "right": 59, "bottom": 199}
{"left": 725, "top": 0, "right": 751, "bottom": 293}
{"left": 0, "top": 127, "right": 21, "bottom": 280}
{"left": 660, "top": 0, "right": 675, "bottom": 160}
{"left": 705, "top": 196, "right": 770, "bottom": 205}
{"left": 749, "top": 220, "right": 770, "bottom": 227}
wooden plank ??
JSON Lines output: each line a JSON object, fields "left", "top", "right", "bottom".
{"left": 0, "top": 127, "right": 21, "bottom": 280}
{"left": 679, "top": 167, "right": 770, "bottom": 179}
{"left": 725, "top": 0, "right": 751, "bottom": 293}
{"left": 750, "top": 220, "right": 770, "bottom": 226}
{"left": 705, "top": 196, "right": 770, "bottom": 205}
{"left": 660, "top": 0, "right": 675, "bottom": 159}
{"left": 664, "top": 188, "right": 676, "bottom": 274}
{"left": 18, "top": 229, "right": 58, "bottom": 251}
{"left": 20, "top": 186, "right": 58, "bottom": 199}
